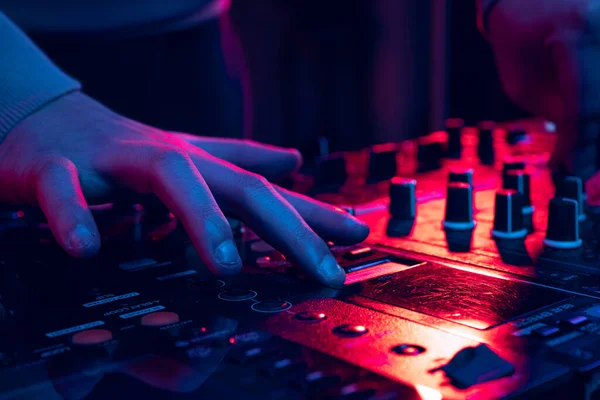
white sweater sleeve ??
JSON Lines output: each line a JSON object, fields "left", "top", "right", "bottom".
{"left": 0, "top": 12, "right": 81, "bottom": 142}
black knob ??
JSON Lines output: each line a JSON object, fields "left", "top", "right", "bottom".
{"left": 477, "top": 121, "right": 496, "bottom": 165}
{"left": 556, "top": 176, "right": 586, "bottom": 222}
{"left": 503, "top": 170, "right": 534, "bottom": 214}
{"left": 367, "top": 146, "right": 397, "bottom": 183}
{"left": 445, "top": 118, "right": 464, "bottom": 159}
{"left": 417, "top": 135, "right": 445, "bottom": 172}
{"left": 544, "top": 197, "right": 582, "bottom": 249}
{"left": 299, "top": 136, "right": 329, "bottom": 168}
{"left": 448, "top": 167, "right": 474, "bottom": 186}
{"left": 314, "top": 153, "right": 347, "bottom": 187}
{"left": 443, "top": 182, "right": 475, "bottom": 230}
{"left": 502, "top": 155, "right": 526, "bottom": 180}
{"left": 389, "top": 177, "right": 417, "bottom": 220}
{"left": 506, "top": 128, "right": 529, "bottom": 145}
{"left": 491, "top": 189, "right": 527, "bottom": 239}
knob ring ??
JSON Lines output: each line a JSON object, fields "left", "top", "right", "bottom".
{"left": 491, "top": 228, "right": 527, "bottom": 240}
{"left": 543, "top": 238, "right": 583, "bottom": 249}
{"left": 442, "top": 220, "right": 476, "bottom": 231}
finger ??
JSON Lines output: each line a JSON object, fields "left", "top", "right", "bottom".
{"left": 34, "top": 158, "right": 100, "bottom": 258}
{"left": 100, "top": 143, "right": 242, "bottom": 277}
{"left": 275, "top": 187, "right": 369, "bottom": 245}
{"left": 189, "top": 150, "right": 345, "bottom": 287}
{"left": 549, "top": 36, "right": 600, "bottom": 182}
{"left": 176, "top": 134, "right": 302, "bottom": 181}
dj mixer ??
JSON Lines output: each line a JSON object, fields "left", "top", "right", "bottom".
{"left": 2, "top": 119, "right": 600, "bottom": 400}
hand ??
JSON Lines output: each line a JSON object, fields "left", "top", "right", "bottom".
{"left": 0, "top": 92, "right": 369, "bottom": 287}
{"left": 486, "top": 0, "right": 600, "bottom": 184}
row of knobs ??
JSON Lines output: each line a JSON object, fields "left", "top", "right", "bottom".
{"left": 314, "top": 119, "right": 529, "bottom": 187}
{"left": 389, "top": 159, "right": 586, "bottom": 249}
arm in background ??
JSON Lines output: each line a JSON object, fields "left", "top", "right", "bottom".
{"left": 477, "top": 0, "right": 600, "bottom": 196}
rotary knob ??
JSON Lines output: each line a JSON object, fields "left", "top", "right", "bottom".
{"left": 389, "top": 178, "right": 417, "bottom": 220}
{"left": 477, "top": 121, "right": 496, "bottom": 165}
{"left": 544, "top": 198, "right": 582, "bottom": 249}
{"left": 445, "top": 118, "right": 464, "bottom": 159}
{"left": 502, "top": 156, "right": 526, "bottom": 181}
{"left": 417, "top": 136, "right": 445, "bottom": 172}
{"left": 555, "top": 176, "right": 586, "bottom": 222}
{"left": 314, "top": 153, "right": 347, "bottom": 187}
{"left": 491, "top": 190, "right": 527, "bottom": 239}
{"left": 503, "top": 170, "right": 534, "bottom": 215}
{"left": 443, "top": 182, "right": 475, "bottom": 230}
{"left": 448, "top": 167, "right": 474, "bottom": 186}
{"left": 367, "top": 146, "right": 397, "bottom": 183}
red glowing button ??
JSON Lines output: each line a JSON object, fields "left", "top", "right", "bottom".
{"left": 141, "top": 311, "right": 180, "bottom": 327}
{"left": 72, "top": 329, "right": 113, "bottom": 345}
{"left": 294, "top": 312, "right": 327, "bottom": 323}
{"left": 332, "top": 324, "right": 368, "bottom": 337}
{"left": 391, "top": 344, "right": 426, "bottom": 356}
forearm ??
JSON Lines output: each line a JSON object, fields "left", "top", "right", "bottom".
{"left": 0, "top": 12, "right": 80, "bottom": 143}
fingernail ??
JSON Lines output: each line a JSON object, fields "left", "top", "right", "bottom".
{"left": 319, "top": 255, "right": 346, "bottom": 288}
{"left": 69, "top": 224, "right": 95, "bottom": 249}
{"left": 215, "top": 240, "right": 243, "bottom": 273}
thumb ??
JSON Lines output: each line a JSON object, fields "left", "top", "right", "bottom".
{"left": 176, "top": 134, "right": 302, "bottom": 181}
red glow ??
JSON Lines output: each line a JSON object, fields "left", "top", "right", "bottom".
{"left": 201, "top": 327, "right": 207, "bottom": 332}
{"left": 16, "top": 210, "right": 24, "bottom": 218}
{"left": 355, "top": 326, "right": 367, "bottom": 332}
{"left": 228, "top": 337, "right": 236, "bottom": 344}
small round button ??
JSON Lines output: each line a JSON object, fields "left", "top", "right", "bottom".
{"left": 294, "top": 312, "right": 328, "bottom": 323}
{"left": 391, "top": 344, "right": 426, "bottom": 356}
{"left": 332, "top": 324, "right": 368, "bottom": 337}
{"left": 218, "top": 289, "right": 257, "bottom": 302}
{"left": 256, "top": 256, "right": 272, "bottom": 268}
{"left": 72, "top": 329, "right": 113, "bottom": 345}
{"left": 141, "top": 311, "right": 180, "bottom": 327}
{"left": 251, "top": 300, "right": 292, "bottom": 313}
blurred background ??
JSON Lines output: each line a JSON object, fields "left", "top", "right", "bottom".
{"left": 227, "top": 0, "right": 529, "bottom": 156}
{"left": 26, "top": 0, "right": 530, "bottom": 162}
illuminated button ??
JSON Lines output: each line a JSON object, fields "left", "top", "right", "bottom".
{"left": 333, "top": 324, "right": 368, "bottom": 337}
{"left": 71, "top": 329, "right": 113, "bottom": 345}
{"left": 251, "top": 300, "right": 292, "bottom": 313}
{"left": 141, "top": 311, "right": 180, "bottom": 327}
{"left": 256, "top": 256, "right": 272, "bottom": 268}
{"left": 559, "top": 315, "right": 589, "bottom": 328}
{"left": 343, "top": 247, "right": 374, "bottom": 261}
{"left": 294, "top": 312, "right": 327, "bottom": 323}
{"left": 218, "top": 289, "right": 257, "bottom": 301}
{"left": 391, "top": 344, "right": 426, "bottom": 356}
{"left": 532, "top": 326, "right": 560, "bottom": 338}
